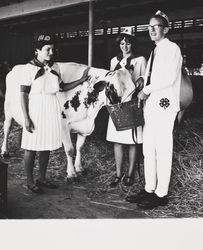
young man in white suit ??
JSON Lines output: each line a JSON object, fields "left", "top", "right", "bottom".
{"left": 126, "top": 10, "right": 183, "bottom": 209}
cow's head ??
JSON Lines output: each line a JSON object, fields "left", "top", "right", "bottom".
{"left": 93, "top": 68, "right": 136, "bottom": 105}
{"left": 93, "top": 79, "right": 121, "bottom": 105}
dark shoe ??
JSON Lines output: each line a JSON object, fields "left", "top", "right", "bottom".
{"left": 138, "top": 193, "right": 168, "bottom": 210}
{"left": 125, "top": 189, "right": 153, "bottom": 203}
{"left": 1, "top": 152, "right": 10, "bottom": 159}
{"left": 123, "top": 175, "right": 135, "bottom": 186}
{"left": 36, "top": 179, "right": 58, "bottom": 189}
{"left": 109, "top": 176, "right": 121, "bottom": 188}
{"left": 27, "top": 184, "right": 44, "bottom": 194}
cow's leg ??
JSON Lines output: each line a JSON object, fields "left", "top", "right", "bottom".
{"left": 177, "top": 110, "right": 185, "bottom": 126}
{"left": 61, "top": 120, "right": 77, "bottom": 178}
{"left": 75, "top": 134, "right": 86, "bottom": 174}
{"left": 174, "top": 110, "right": 185, "bottom": 134}
{"left": 1, "top": 114, "right": 13, "bottom": 158}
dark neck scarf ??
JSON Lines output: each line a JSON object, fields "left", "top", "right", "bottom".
{"left": 29, "top": 58, "right": 59, "bottom": 80}
{"left": 114, "top": 53, "right": 136, "bottom": 71}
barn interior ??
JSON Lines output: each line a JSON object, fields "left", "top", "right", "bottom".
{"left": 0, "top": 0, "right": 202, "bottom": 73}
{"left": 0, "top": 1, "right": 203, "bottom": 227}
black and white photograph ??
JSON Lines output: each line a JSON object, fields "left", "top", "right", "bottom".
{"left": 0, "top": 0, "right": 202, "bottom": 249}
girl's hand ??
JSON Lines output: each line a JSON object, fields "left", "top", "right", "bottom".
{"left": 135, "top": 76, "right": 144, "bottom": 90}
{"left": 25, "top": 117, "right": 35, "bottom": 133}
{"left": 81, "top": 67, "right": 90, "bottom": 82}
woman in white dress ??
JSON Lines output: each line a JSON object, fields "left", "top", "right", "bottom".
{"left": 107, "top": 28, "right": 146, "bottom": 187}
{"left": 21, "top": 34, "right": 88, "bottom": 193}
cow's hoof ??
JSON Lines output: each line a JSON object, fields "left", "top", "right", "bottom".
{"left": 76, "top": 169, "right": 87, "bottom": 177}
{"left": 66, "top": 176, "right": 79, "bottom": 184}
{"left": 1, "top": 152, "right": 10, "bottom": 159}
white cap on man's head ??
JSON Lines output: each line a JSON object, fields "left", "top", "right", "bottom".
{"left": 120, "top": 27, "right": 135, "bottom": 37}
{"left": 155, "top": 10, "right": 169, "bottom": 26}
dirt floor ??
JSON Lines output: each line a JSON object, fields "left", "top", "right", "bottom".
{"left": 7, "top": 175, "right": 146, "bottom": 219}
{"left": 3, "top": 154, "right": 146, "bottom": 219}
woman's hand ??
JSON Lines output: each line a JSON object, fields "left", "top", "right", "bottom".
{"left": 59, "top": 81, "right": 64, "bottom": 91}
{"left": 135, "top": 76, "right": 144, "bottom": 90}
{"left": 25, "top": 117, "right": 35, "bottom": 133}
{"left": 59, "top": 67, "right": 91, "bottom": 92}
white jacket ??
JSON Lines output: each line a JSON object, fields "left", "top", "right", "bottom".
{"left": 110, "top": 55, "right": 146, "bottom": 84}
{"left": 143, "top": 38, "right": 183, "bottom": 113}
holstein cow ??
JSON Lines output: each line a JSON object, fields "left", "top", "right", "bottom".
{"left": 1, "top": 63, "right": 193, "bottom": 179}
{"left": 1, "top": 62, "right": 136, "bottom": 179}
{"left": 177, "top": 67, "right": 193, "bottom": 124}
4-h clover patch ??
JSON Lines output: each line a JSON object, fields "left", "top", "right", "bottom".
{"left": 159, "top": 98, "right": 170, "bottom": 109}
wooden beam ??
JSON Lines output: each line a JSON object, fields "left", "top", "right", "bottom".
{"left": 88, "top": 0, "right": 94, "bottom": 66}
{"left": 0, "top": 0, "right": 92, "bottom": 21}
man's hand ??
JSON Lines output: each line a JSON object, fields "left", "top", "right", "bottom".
{"left": 137, "top": 90, "right": 149, "bottom": 108}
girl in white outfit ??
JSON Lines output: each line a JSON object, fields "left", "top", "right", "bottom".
{"left": 21, "top": 34, "right": 88, "bottom": 193}
{"left": 106, "top": 28, "right": 146, "bottom": 187}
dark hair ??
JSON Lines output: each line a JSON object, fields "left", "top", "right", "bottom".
{"left": 33, "top": 34, "right": 57, "bottom": 50}
{"left": 115, "top": 34, "right": 137, "bottom": 55}
{"left": 34, "top": 41, "right": 54, "bottom": 51}
{"left": 150, "top": 15, "right": 169, "bottom": 27}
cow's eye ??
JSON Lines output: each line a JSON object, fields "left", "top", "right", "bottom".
{"left": 110, "top": 84, "right": 114, "bottom": 90}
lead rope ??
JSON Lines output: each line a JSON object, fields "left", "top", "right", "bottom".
{"left": 126, "top": 89, "right": 142, "bottom": 184}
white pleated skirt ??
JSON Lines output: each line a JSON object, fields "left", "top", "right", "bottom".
{"left": 21, "top": 94, "right": 62, "bottom": 151}
{"left": 106, "top": 116, "right": 143, "bottom": 144}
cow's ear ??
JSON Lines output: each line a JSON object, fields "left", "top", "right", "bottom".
{"left": 94, "top": 81, "right": 106, "bottom": 92}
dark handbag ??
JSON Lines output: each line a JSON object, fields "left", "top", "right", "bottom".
{"left": 106, "top": 98, "right": 144, "bottom": 131}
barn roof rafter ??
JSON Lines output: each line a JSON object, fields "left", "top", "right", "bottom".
{"left": 0, "top": 0, "right": 203, "bottom": 37}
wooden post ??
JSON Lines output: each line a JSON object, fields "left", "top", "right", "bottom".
{"left": 88, "top": 0, "right": 94, "bottom": 67}
{"left": 0, "top": 159, "right": 8, "bottom": 218}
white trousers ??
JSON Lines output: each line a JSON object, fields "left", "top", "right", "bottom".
{"left": 143, "top": 109, "right": 177, "bottom": 197}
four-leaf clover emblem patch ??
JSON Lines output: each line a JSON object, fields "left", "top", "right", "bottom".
{"left": 159, "top": 98, "right": 170, "bottom": 109}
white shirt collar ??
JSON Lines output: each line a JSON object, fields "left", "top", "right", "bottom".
{"left": 155, "top": 37, "right": 168, "bottom": 48}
